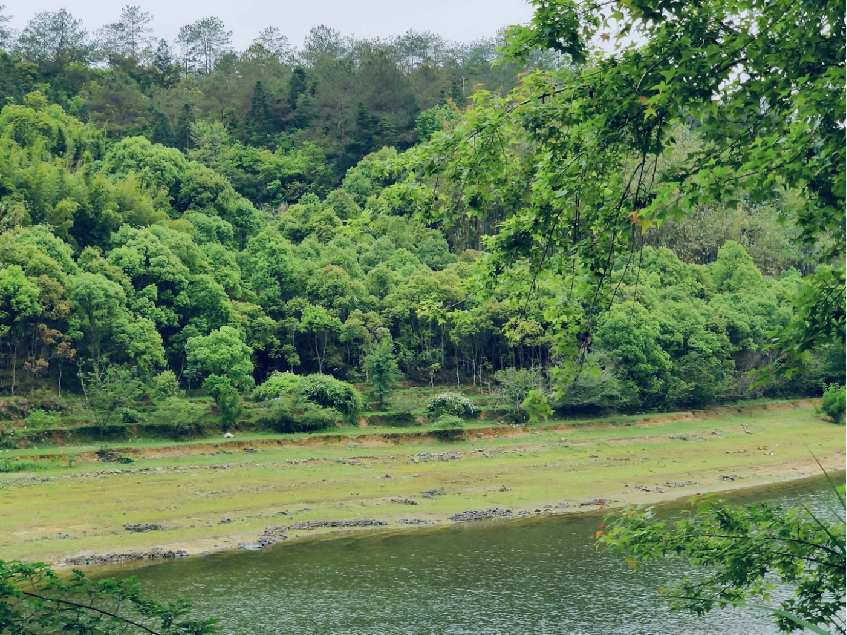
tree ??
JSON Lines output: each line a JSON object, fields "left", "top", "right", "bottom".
{"left": 80, "top": 364, "right": 147, "bottom": 437}
{"left": 17, "top": 9, "right": 90, "bottom": 66}
{"left": 245, "top": 81, "right": 274, "bottom": 145}
{"left": 0, "top": 265, "right": 40, "bottom": 394}
{"left": 298, "top": 304, "right": 342, "bottom": 374}
{"left": 97, "top": 5, "right": 154, "bottom": 63}
{"left": 492, "top": 366, "right": 546, "bottom": 422}
{"left": 599, "top": 491, "right": 846, "bottom": 635}
{"left": 0, "top": 559, "right": 215, "bottom": 633}
{"left": 176, "top": 17, "right": 232, "bottom": 75}
{"left": 0, "top": 5, "right": 13, "bottom": 50}
{"left": 416, "top": 0, "right": 844, "bottom": 374}
{"left": 362, "top": 330, "right": 401, "bottom": 407}
{"left": 251, "top": 26, "right": 293, "bottom": 63}
{"left": 301, "top": 25, "right": 346, "bottom": 66}
{"left": 185, "top": 325, "right": 254, "bottom": 394}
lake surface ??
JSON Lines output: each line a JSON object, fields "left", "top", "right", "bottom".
{"left": 113, "top": 476, "right": 842, "bottom": 634}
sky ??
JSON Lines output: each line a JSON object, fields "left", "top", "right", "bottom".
{"left": 1, "top": 0, "right": 536, "bottom": 49}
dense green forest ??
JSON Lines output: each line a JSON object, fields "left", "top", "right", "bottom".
{"left": 0, "top": 5, "right": 842, "bottom": 419}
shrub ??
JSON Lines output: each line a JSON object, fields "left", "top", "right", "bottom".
{"left": 152, "top": 370, "right": 181, "bottom": 401}
{"left": 254, "top": 373, "right": 362, "bottom": 423}
{"left": 252, "top": 372, "right": 304, "bottom": 401}
{"left": 426, "top": 393, "right": 477, "bottom": 418}
{"left": 433, "top": 414, "right": 465, "bottom": 430}
{"left": 25, "top": 408, "right": 59, "bottom": 428}
{"left": 152, "top": 397, "right": 207, "bottom": 439}
{"left": 819, "top": 384, "right": 846, "bottom": 424}
{"left": 298, "top": 374, "right": 363, "bottom": 421}
{"left": 432, "top": 414, "right": 465, "bottom": 440}
{"left": 0, "top": 459, "right": 48, "bottom": 473}
{"left": 261, "top": 396, "right": 340, "bottom": 433}
{"left": 0, "top": 396, "right": 31, "bottom": 421}
{"left": 119, "top": 408, "right": 143, "bottom": 424}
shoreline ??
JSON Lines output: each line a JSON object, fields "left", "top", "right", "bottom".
{"left": 3, "top": 402, "right": 841, "bottom": 570}
{"left": 60, "top": 454, "right": 846, "bottom": 571}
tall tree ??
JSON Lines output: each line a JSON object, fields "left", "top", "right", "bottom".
{"left": 301, "top": 24, "right": 346, "bottom": 66}
{"left": 176, "top": 16, "right": 232, "bottom": 75}
{"left": 97, "top": 5, "right": 154, "bottom": 63}
{"left": 0, "top": 5, "right": 13, "bottom": 51}
{"left": 17, "top": 9, "right": 89, "bottom": 67}
{"left": 362, "top": 330, "right": 401, "bottom": 407}
{"left": 251, "top": 26, "right": 294, "bottom": 63}
{"left": 245, "top": 80, "right": 275, "bottom": 145}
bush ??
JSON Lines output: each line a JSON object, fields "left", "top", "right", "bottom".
{"left": 152, "top": 370, "right": 181, "bottom": 401}
{"left": 254, "top": 372, "right": 362, "bottom": 423}
{"left": 152, "top": 397, "right": 207, "bottom": 439}
{"left": 25, "top": 408, "right": 59, "bottom": 428}
{"left": 819, "top": 384, "right": 846, "bottom": 424}
{"left": 261, "top": 396, "right": 340, "bottom": 433}
{"left": 298, "top": 374, "right": 363, "bottom": 421}
{"left": 426, "top": 393, "right": 477, "bottom": 418}
{"left": 252, "top": 372, "right": 304, "bottom": 401}
{"left": 432, "top": 414, "right": 465, "bottom": 440}
{"left": 119, "top": 408, "right": 144, "bottom": 424}
{"left": 433, "top": 414, "right": 465, "bottom": 430}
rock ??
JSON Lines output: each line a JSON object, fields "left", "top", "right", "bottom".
{"left": 421, "top": 488, "right": 446, "bottom": 498}
{"left": 664, "top": 480, "right": 696, "bottom": 488}
{"left": 218, "top": 517, "right": 233, "bottom": 524}
{"left": 65, "top": 549, "right": 187, "bottom": 566}
{"left": 719, "top": 474, "right": 742, "bottom": 481}
{"left": 124, "top": 523, "right": 165, "bottom": 533}
{"left": 243, "top": 447, "right": 257, "bottom": 453}
{"left": 286, "top": 519, "right": 387, "bottom": 531}
{"left": 391, "top": 498, "right": 418, "bottom": 505}
{"left": 398, "top": 518, "right": 431, "bottom": 525}
{"left": 578, "top": 498, "right": 610, "bottom": 507}
{"left": 449, "top": 508, "right": 512, "bottom": 523}
{"left": 554, "top": 502, "right": 570, "bottom": 509}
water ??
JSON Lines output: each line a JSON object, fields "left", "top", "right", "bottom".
{"left": 111, "top": 476, "right": 842, "bottom": 634}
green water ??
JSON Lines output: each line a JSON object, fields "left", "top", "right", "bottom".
{"left": 113, "top": 476, "right": 842, "bottom": 634}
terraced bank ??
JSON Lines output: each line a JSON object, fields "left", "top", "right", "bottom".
{"left": 0, "top": 401, "right": 843, "bottom": 566}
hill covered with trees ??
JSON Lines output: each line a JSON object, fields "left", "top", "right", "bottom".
{"left": 0, "top": 5, "right": 842, "bottom": 429}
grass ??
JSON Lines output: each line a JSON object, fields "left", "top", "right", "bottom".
{"left": 0, "top": 400, "right": 843, "bottom": 565}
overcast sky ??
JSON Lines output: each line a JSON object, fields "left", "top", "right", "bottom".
{"left": 1, "top": 1, "right": 535, "bottom": 49}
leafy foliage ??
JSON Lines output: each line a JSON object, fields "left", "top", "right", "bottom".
{"left": 599, "top": 492, "right": 846, "bottom": 635}
{"left": 0, "top": 559, "right": 216, "bottom": 633}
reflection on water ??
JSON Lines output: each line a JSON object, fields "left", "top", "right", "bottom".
{"left": 112, "top": 476, "right": 842, "bottom": 634}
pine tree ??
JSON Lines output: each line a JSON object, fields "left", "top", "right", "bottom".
{"left": 245, "top": 80, "right": 274, "bottom": 145}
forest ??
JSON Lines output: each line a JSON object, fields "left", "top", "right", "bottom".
{"left": 0, "top": 4, "right": 843, "bottom": 427}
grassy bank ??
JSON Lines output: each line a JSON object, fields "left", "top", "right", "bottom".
{"left": 0, "top": 401, "right": 843, "bottom": 565}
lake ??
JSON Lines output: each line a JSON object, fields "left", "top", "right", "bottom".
{"left": 111, "top": 475, "right": 842, "bottom": 634}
